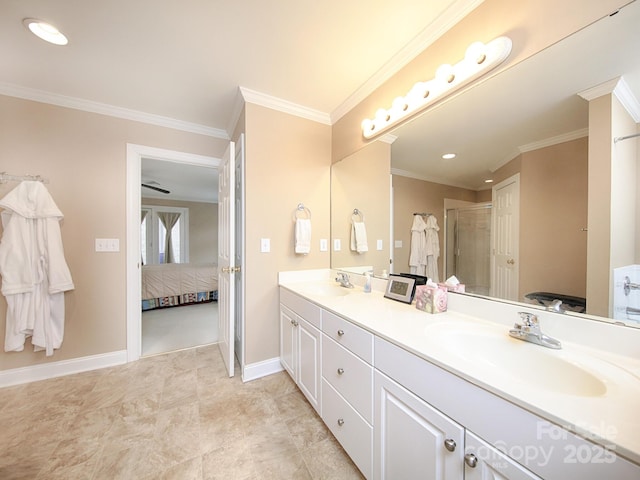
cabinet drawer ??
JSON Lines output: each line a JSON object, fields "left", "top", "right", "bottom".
{"left": 322, "top": 379, "right": 372, "bottom": 479}
{"left": 322, "top": 335, "right": 373, "bottom": 423}
{"left": 280, "top": 287, "right": 322, "bottom": 329}
{"left": 322, "top": 309, "right": 373, "bottom": 363}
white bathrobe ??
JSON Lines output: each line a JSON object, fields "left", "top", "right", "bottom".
{"left": 424, "top": 215, "right": 440, "bottom": 283}
{"left": 409, "top": 214, "right": 427, "bottom": 276}
{"left": 0, "top": 181, "right": 74, "bottom": 356}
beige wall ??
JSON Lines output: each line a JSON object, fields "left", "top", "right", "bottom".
{"left": 331, "top": 0, "right": 630, "bottom": 163}
{"left": 331, "top": 141, "right": 391, "bottom": 274}
{"left": 142, "top": 197, "right": 218, "bottom": 264}
{"left": 519, "top": 137, "right": 588, "bottom": 300}
{"left": 243, "top": 103, "right": 331, "bottom": 365}
{"left": 392, "top": 175, "right": 478, "bottom": 278}
{"left": 0, "top": 95, "right": 222, "bottom": 371}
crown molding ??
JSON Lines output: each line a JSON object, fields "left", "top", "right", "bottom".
{"left": 0, "top": 82, "right": 228, "bottom": 139}
{"left": 577, "top": 77, "right": 621, "bottom": 101}
{"left": 518, "top": 128, "right": 589, "bottom": 153}
{"left": 613, "top": 77, "right": 640, "bottom": 123}
{"left": 391, "top": 167, "right": 477, "bottom": 191}
{"left": 329, "top": 0, "right": 485, "bottom": 123}
{"left": 491, "top": 128, "right": 589, "bottom": 172}
{"left": 239, "top": 87, "right": 331, "bottom": 125}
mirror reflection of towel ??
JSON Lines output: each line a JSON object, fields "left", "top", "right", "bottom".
{"left": 350, "top": 221, "right": 368, "bottom": 253}
{"left": 295, "top": 218, "right": 311, "bottom": 254}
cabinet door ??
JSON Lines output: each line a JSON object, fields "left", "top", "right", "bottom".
{"left": 298, "top": 318, "right": 321, "bottom": 413}
{"left": 374, "top": 371, "right": 464, "bottom": 480}
{"left": 279, "top": 305, "right": 297, "bottom": 379}
{"left": 464, "top": 431, "right": 542, "bottom": 480}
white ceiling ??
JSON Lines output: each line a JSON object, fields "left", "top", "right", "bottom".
{"left": 2, "top": 1, "right": 638, "bottom": 199}
{"left": 0, "top": 0, "right": 479, "bottom": 203}
{"left": 0, "top": 0, "right": 472, "bottom": 135}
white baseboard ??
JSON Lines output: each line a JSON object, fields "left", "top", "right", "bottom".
{"left": 241, "top": 356, "right": 283, "bottom": 383}
{"left": 0, "top": 350, "right": 128, "bottom": 388}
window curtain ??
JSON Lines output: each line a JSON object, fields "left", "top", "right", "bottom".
{"left": 140, "top": 210, "right": 149, "bottom": 265}
{"left": 158, "top": 211, "right": 181, "bottom": 263}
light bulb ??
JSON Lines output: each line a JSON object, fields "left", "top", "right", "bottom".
{"left": 465, "top": 41, "right": 487, "bottom": 64}
{"left": 436, "top": 64, "right": 455, "bottom": 84}
{"left": 375, "top": 108, "right": 390, "bottom": 123}
{"left": 391, "top": 96, "right": 408, "bottom": 115}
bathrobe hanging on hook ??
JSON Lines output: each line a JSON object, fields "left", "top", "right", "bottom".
{"left": 0, "top": 181, "right": 74, "bottom": 356}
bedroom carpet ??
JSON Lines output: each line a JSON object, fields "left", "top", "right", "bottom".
{"left": 142, "top": 301, "right": 219, "bottom": 356}
{"left": 0, "top": 345, "right": 363, "bottom": 479}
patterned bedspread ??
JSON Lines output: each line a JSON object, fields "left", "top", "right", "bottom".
{"left": 141, "top": 262, "right": 218, "bottom": 310}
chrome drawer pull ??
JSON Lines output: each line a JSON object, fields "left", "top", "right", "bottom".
{"left": 337, "top": 329, "right": 345, "bottom": 336}
{"left": 464, "top": 453, "right": 478, "bottom": 468}
{"left": 337, "top": 368, "right": 344, "bottom": 375}
{"left": 444, "top": 438, "right": 457, "bottom": 452}
{"left": 337, "top": 418, "right": 345, "bottom": 426}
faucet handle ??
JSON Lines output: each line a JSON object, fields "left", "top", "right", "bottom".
{"left": 518, "top": 312, "right": 538, "bottom": 327}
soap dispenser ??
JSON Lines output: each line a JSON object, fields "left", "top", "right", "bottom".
{"left": 364, "top": 272, "right": 372, "bottom": 293}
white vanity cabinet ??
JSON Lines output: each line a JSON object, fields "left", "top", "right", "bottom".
{"left": 279, "top": 288, "right": 322, "bottom": 413}
{"left": 321, "top": 309, "right": 374, "bottom": 479}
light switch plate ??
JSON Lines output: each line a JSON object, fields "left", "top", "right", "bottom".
{"left": 260, "top": 238, "right": 270, "bottom": 253}
{"left": 320, "top": 239, "right": 328, "bottom": 252}
{"left": 95, "top": 238, "right": 120, "bottom": 252}
{"left": 395, "top": 240, "right": 403, "bottom": 248}
{"left": 333, "top": 239, "right": 341, "bottom": 251}
{"left": 376, "top": 239, "right": 383, "bottom": 250}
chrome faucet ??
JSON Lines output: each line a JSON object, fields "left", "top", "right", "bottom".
{"left": 335, "top": 272, "right": 354, "bottom": 288}
{"left": 509, "top": 312, "right": 561, "bottom": 349}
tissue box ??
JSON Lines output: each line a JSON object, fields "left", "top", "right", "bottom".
{"left": 415, "top": 284, "right": 448, "bottom": 313}
{"left": 438, "top": 282, "right": 466, "bottom": 293}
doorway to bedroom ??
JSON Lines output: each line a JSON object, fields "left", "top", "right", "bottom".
{"left": 140, "top": 157, "right": 220, "bottom": 356}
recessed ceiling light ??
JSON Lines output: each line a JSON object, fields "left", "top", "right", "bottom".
{"left": 484, "top": 179, "right": 494, "bottom": 183}
{"left": 442, "top": 153, "right": 456, "bottom": 160}
{"left": 23, "top": 18, "right": 68, "bottom": 46}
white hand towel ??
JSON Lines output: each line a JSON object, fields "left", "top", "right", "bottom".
{"left": 350, "top": 221, "right": 368, "bottom": 253}
{"left": 295, "top": 218, "right": 311, "bottom": 254}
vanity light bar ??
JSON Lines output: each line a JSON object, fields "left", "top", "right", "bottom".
{"left": 361, "top": 36, "right": 512, "bottom": 139}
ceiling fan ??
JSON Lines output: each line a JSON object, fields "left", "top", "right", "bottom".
{"left": 141, "top": 181, "right": 170, "bottom": 194}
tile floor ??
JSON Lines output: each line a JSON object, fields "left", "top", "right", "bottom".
{"left": 0, "top": 345, "right": 364, "bottom": 479}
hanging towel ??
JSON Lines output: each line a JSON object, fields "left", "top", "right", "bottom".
{"left": 424, "top": 215, "right": 440, "bottom": 283}
{"left": 350, "top": 221, "right": 368, "bottom": 253}
{"left": 294, "top": 218, "right": 311, "bottom": 254}
{"left": 409, "top": 214, "right": 428, "bottom": 276}
{"left": 0, "top": 181, "right": 74, "bottom": 356}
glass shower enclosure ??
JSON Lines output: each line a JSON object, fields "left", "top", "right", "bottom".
{"left": 445, "top": 203, "right": 492, "bottom": 296}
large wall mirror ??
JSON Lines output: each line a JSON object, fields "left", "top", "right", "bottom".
{"left": 331, "top": 2, "right": 640, "bottom": 326}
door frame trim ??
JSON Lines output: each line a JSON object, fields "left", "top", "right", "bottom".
{"left": 125, "top": 144, "right": 219, "bottom": 362}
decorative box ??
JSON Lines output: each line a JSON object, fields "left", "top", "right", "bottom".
{"left": 415, "top": 284, "right": 448, "bottom": 313}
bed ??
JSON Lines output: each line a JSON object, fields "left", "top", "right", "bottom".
{"left": 141, "top": 262, "right": 218, "bottom": 311}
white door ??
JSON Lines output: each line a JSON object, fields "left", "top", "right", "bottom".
{"left": 234, "top": 134, "right": 245, "bottom": 373}
{"left": 374, "top": 370, "right": 464, "bottom": 479}
{"left": 491, "top": 174, "right": 520, "bottom": 301}
{"left": 465, "top": 431, "right": 542, "bottom": 480}
{"left": 218, "top": 141, "right": 235, "bottom": 377}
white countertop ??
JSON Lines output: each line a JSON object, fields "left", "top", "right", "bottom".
{"left": 279, "top": 270, "right": 640, "bottom": 466}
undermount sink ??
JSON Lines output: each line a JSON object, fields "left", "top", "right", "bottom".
{"left": 298, "top": 282, "right": 352, "bottom": 297}
{"left": 424, "top": 321, "right": 608, "bottom": 397}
